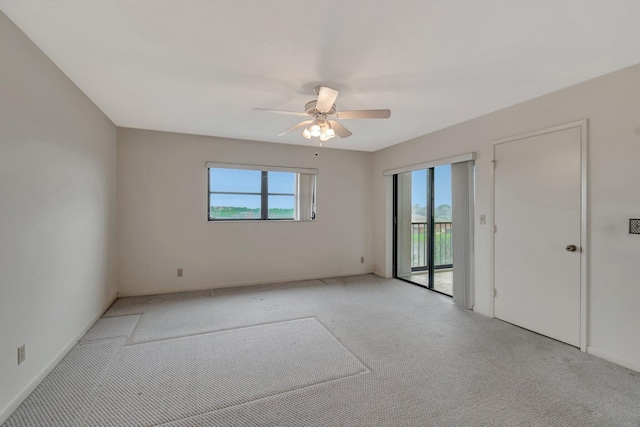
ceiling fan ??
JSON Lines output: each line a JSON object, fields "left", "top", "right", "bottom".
{"left": 252, "top": 86, "right": 391, "bottom": 142}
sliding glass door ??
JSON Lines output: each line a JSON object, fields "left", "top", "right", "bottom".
{"left": 394, "top": 165, "right": 453, "bottom": 295}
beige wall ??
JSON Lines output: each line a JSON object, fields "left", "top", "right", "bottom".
{"left": 117, "top": 128, "right": 373, "bottom": 295}
{"left": 0, "top": 12, "right": 118, "bottom": 422}
{"left": 372, "top": 63, "right": 640, "bottom": 371}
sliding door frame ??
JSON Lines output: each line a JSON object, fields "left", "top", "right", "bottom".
{"left": 393, "top": 167, "right": 446, "bottom": 295}
{"left": 392, "top": 174, "right": 398, "bottom": 278}
{"left": 388, "top": 152, "right": 476, "bottom": 297}
{"left": 427, "top": 167, "right": 435, "bottom": 288}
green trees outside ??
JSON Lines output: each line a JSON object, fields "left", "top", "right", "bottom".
{"left": 433, "top": 228, "right": 453, "bottom": 265}
{"left": 210, "top": 206, "right": 294, "bottom": 219}
{"left": 411, "top": 220, "right": 453, "bottom": 267}
{"left": 412, "top": 204, "right": 451, "bottom": 222}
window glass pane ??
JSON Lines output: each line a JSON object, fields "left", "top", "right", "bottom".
{"left": 209, "top": 168, "right": 261, "bottom": 193}
{"left": 434, "top": 164, "right": 452, "bottom": 268}
{"left": 411, "top": 169, "right": 428, "bottom": 222}
{"left": 268, "top": 195, "right": 295, "bottom": 219}
{"left": 434, "top": 164, "right": 452, "bottom": 222}
{"left": 210, "top": 194, "right": 261, "bottom": 219}
{"left": 268, "top": 171, "right": 295, "bottom": 194}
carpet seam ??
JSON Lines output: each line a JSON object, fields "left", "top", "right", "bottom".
{"left": 10, "top": 274, "right": 640, "bottom": 427}
{"left": 313, "top": 317, "right": 372, "bottom": 372}
{"left": 124, "top": 313, "right": 145, "bottom": 345}
{"left": 152, "top": 370, "right": 371, "bottom": 426}
{"left": 84, "top": 317, "right": 368, "bottom": 426}
{"left": 77, "top": 314, "right": 143, "bottom": 346}
{"left": 76, "top": 316, "right": 141, "bottom": 425}
{"left": 123, "top": 316, "right": 316, "bottom": 347}
{"left": 76, "top": 339, "right": 131, "bottom": 427}
{"left": 102, "top": 312, "right": 146, "bottom": 319}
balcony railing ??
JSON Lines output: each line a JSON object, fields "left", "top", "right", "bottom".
{"left": 411, "top": 222, "right": 452, "bottom": 270}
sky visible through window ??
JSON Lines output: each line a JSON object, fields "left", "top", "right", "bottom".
{"left": 411, "top": 165, "right": 452, "bottom": 208}
{"left": 209, "top": 169, "right": 295, "bottom": 209}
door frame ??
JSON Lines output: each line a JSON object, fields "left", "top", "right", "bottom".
{"left": 490, "top": 120, "right": 588, "bottom": 352}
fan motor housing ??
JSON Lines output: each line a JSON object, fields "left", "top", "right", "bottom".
{"left": 305, "top": 100, "right": 336, "bottom": 116}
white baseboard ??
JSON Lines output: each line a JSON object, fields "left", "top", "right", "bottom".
{"left": 372, "top": 270, "right": 392, "bottom": 279}
{"left": 0, "top": 293, "right": 118, "bottom": 425}
{"left": 117, "top": 271, "right": 374, "bottom": 297}
{"left": 587, "top": 346, "right": 640, "bottom": 373}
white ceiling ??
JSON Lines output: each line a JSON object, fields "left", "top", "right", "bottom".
{"left": 2, "top": 1, "right": 640, "bottom": 152}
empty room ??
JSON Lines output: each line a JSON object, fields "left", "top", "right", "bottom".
{"left": 1, "top": 1, "right": 640, "bottom": 426}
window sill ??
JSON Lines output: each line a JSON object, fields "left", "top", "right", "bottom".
{"left": 207, "top": 219, "right": 316, "bottom": 223}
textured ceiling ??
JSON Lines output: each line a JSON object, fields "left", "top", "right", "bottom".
{"left": 2, "top": 1, "right": 640, "bottom": 151}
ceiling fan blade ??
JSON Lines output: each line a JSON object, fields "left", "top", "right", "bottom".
{"left": 316, "top": 87, "right": 339, "bottom": 113}
{"left": 335, "top": 109, "right": 391, "bottom": 119}
{"left": 252, "top": 108, "right": 309, "bottom": 117}
{"left": 328, "top": 120, "right": 352, "bottom": 138}
{"left": 277, "top": 120, "right": 313, "bottom": 136}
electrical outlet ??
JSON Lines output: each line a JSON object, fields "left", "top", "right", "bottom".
{"left": 177, "top": 268, "right": 183, "bottom": 277}
{"left": 360, "top": 257, "right": 365, "bottom": 264}
{"left": 17, "top": 345, "right": 25, "bottom": 365}
{"left": 480, "top": 214, "right": 486, "bottom": 225}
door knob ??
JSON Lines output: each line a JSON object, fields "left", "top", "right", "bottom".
{"left": 565, "top": 244, "right": 578, "bottom": 252}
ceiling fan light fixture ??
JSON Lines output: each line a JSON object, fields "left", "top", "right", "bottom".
{"left": 258, "top": 85, "right": 389, "bottom": 141}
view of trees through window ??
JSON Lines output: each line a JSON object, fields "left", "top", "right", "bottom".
{"left": 411, "top": 166, "right": 452, "bottom": 222}
{"left": 209, "top": 168, "right": 296, "bottom": 220}
{"left": 411, "top": 165, "right": 453, "bottom": 266}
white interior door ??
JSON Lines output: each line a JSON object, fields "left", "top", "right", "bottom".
{"left": 494, "top": 125, "right": 583, "bottom": 347}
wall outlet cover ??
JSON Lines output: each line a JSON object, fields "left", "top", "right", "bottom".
{"left": 17, "top": 344, "right": 25, "bottom": 365}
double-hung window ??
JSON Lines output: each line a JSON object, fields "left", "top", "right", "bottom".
{"left": 207, "top": 163, "right": 317, "bottom": 221}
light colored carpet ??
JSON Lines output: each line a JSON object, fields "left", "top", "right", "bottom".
{"left": 3, "top": 340, "right": 125, "bottom": 427}
{"left": 106, "top": 280, "right": 327, "bottom": 345}
{"left": 4, "top": 274, "right": 640, "bottom": 426}
{"left": 79, "top": 315, "right": 140, "bottom": 344}
{"left": 85, "top": 318, "right": 367, "bottom": 426}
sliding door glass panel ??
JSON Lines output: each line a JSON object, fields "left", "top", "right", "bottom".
{"left": 395, "top": 165, "right": 454, "bottom": 296}
{"left": 395, "top": 169, "right": 432, "bottom": 288}
{"left": 396, "top": 171, "right": 414, "bottom": 279}
{"left": 433, "top": 165, "right": 453, "bottom": 295}
{"left": 411, "top": 169, "right": 429, "bottom": 272}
